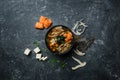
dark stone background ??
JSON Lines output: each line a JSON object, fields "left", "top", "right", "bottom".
{"left": 0, "top": 0, "right": 120, "bottom": 80}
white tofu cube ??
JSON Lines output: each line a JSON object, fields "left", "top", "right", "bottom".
{"left": 24, "top": 48, "right": 31, "bottom": 55}
{"left": 34, "top": 47, "right": 40, "bottom": 53}
{"left": 36, "top": 54, "right": 42, "bottom": 59}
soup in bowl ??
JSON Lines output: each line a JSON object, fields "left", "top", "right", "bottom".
{"left": 45, "top": 25, "right": 74, "bottom": 55}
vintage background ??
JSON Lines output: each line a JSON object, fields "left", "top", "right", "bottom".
{"left": 0, "top": 0, "right": 120, "bottom": 80}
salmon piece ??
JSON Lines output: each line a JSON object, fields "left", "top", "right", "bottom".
{"left": 65, "top": 32, "right": 73, "bottom": 42}
{"left": 68, "top": 32, "right": 72, "bottom": 36}
{"left": 67, "top": 33, "right": 72, "bottom": 39}
{"left": 35, "top": 22, "right": 43, "bottom": 29}
{"left": 65, "top": 38, "right": 72, "bottom": 42}
{"left": 65, "top": 38, "right": 68, "bottom": 42}
{"left": 68, "top": 39, "right": 72, "bottom": 43}
{"left": 63, "top": 33, "right": 67, "bottom": 37}
{"left": 39, "top": 16, "right": 47, "bottom": 24}
{"left": 43, "top": 19, "right": 52, "bottom": 28}
{"left": 35, "top": 16, "right": 52, "bottom": 30}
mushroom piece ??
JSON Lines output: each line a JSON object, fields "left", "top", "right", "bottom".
{"left": 72, "top": 56, "right": 86, "bottom": 70}
{"left": 72, "top": 63, "right": 86, "bottom": 70}
{"left": 74, "top": 49, "right": 85, "bottom": 56}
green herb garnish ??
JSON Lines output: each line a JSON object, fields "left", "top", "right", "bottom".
{"left": 50, "top": 59, "right": 60, "bottom": 63}
{"left": 56, "top": 36, "right": 65, "bottom": 45}
{"left": 60, "top": 62, "right": 67, "bottom": 68}
{"left": 41, "top": 48, "right": 48, "bottom": 52}
{"left": 48, "top": 59, "right": 60, "bottom": 67}
{"left": 46, "top": 38, "right": 49, "bottom": 42}
{"left": 33, "top": 41, "right": 39, "bottom": 47}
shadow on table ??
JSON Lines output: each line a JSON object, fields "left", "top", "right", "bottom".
{"left": 57, "top": 36, "right": 95, "bottom": 59}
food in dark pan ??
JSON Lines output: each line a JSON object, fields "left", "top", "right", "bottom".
{"left": 45, "top": 25, "right": 73, "bottom": 54}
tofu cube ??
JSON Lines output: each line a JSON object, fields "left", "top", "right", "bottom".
{"left": 36, "top": 54, "right": 42, "bottom": 59}
{"left": 24, "top": 48, "right": 31, "bottom": 55}
{"left": 34, "top": 47, "right": 40, "bottom": 53}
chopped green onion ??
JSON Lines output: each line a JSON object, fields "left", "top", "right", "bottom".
{"left": 60, "top": 62, "right": 67, "bottom": 68}
{"left": 33, "top": 41, "right": 39, "bottom": 47}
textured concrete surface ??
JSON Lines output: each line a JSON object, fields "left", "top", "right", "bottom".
{"left": 0, "top": 0, "right": 120, "bottom": 80}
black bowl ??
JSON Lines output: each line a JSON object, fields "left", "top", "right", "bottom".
{"left": 45, "top": 25, "right": 74, "bottom": 55}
